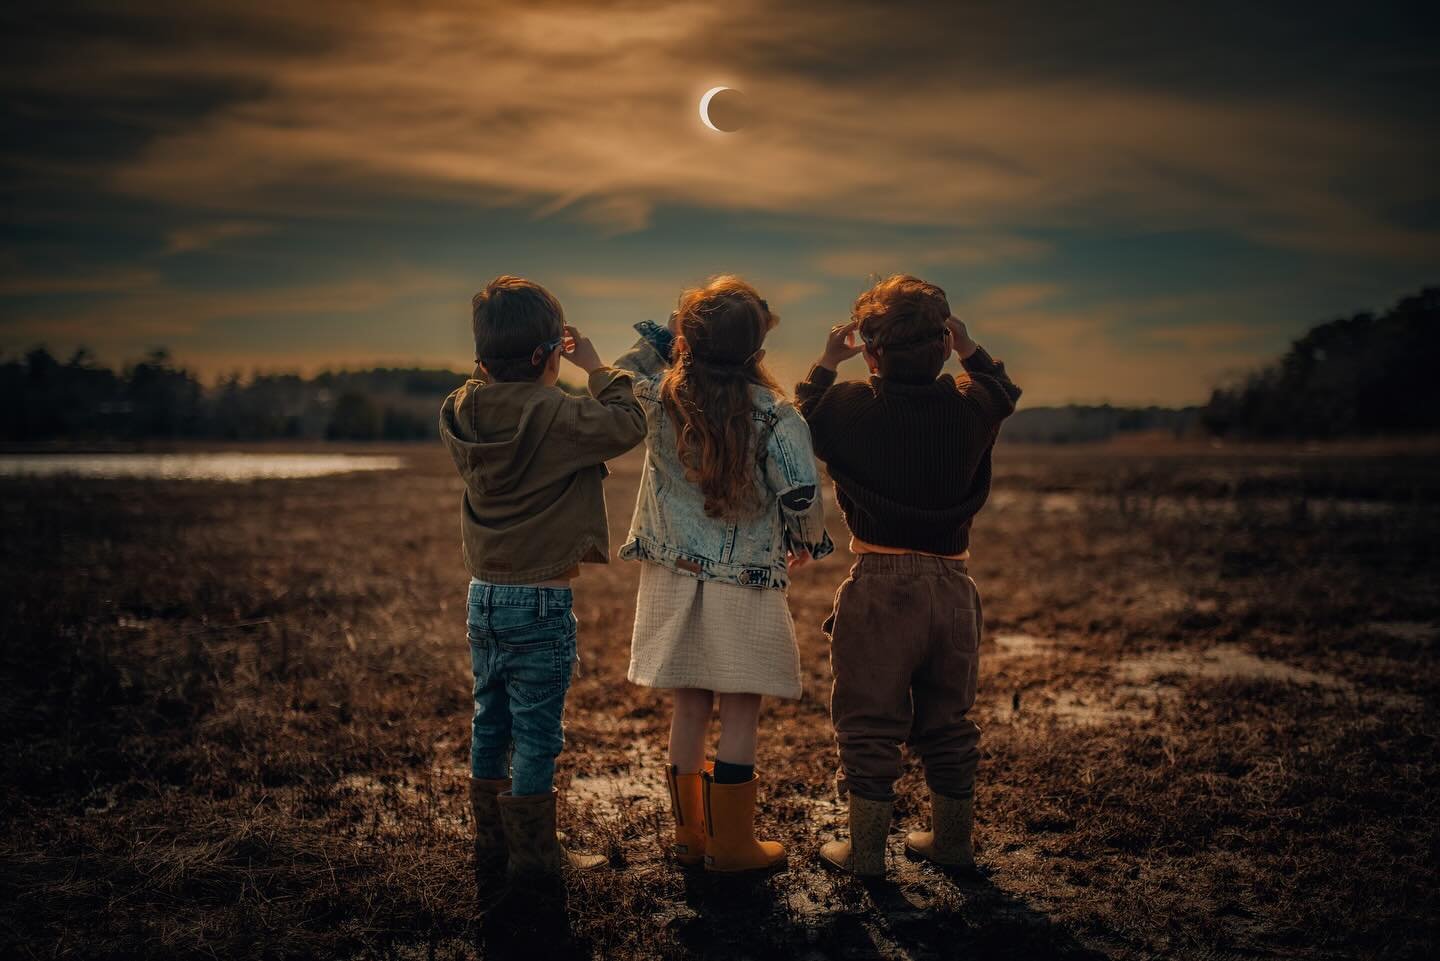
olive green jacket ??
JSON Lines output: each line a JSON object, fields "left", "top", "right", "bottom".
{"left": 439, "top": 366, "right": 645, "bottom": 584}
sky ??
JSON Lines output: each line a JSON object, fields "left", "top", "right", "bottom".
{"left": 2, "top": 0, "right": 1437, "bottom": 406}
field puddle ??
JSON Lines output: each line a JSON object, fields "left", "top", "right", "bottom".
{"left": 989, "top": 635, "right": 1414, "bottom": 725}
{"left": 0, "top": 452, "right": 403, "bottom": 481}
{"left": 1115, "top": 644, "right": 1346, "bottom": 688}
{"left": 992, "top": 633, "right": 1054, "bottom": 656}
{"left": 568, "top": 770, "right": 656, "bottom": 810}
{"left": 988, "top": 489, "right": 1400, "bottom": 519}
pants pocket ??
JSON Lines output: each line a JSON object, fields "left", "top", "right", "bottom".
{"left": 952, "top": 607, "right": 980, "bottom": 653}
{"left": 501, "top": 630, "right": 575, "bottom": 707}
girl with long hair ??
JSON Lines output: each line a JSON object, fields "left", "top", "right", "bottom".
{"left": 614, "top": 276, "right": 833, "bottom": 872}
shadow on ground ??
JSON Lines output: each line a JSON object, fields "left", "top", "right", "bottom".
{"left": 655, "top": 854, "right": 1103, "bottom": 961}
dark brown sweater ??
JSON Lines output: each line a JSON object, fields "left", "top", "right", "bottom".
{"left": 795, "top": 347, "right": 1021, "bottom": 555}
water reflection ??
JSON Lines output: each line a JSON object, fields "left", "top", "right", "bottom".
{"left": 0, "top": 452, "right": 403, "bottom": 481}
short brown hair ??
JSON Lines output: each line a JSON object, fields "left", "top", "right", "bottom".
{"left": 471, "top": 275, "right": 565, "bottom": 382}
{"left": 852, "top": 274, "right": 950, "bottom": 383}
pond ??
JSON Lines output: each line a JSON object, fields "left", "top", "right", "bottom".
{"left": 0, "top": 452, "right": 404, "bottom": 481}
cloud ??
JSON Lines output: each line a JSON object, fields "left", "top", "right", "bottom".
{"left": 966, "top": 282, "right": 1064, "bottom": 313}
{"left": 4, "top": 268, "right": 464, "bottom": 346}
{"left": 558, "top": 274, "right": 682, "bottom": 301}
{"left": 8, "top": 1, "right": 1414, "bottom": 261}
{"left": 976, "top": 290, "right": 1299, "bottom": 405}
{"left": 814, "top": 236, "right": 1052, "bottom": 278}
{"left": 1134, "top": 321, "right": 1278, "bottom": 351}
{"left": 0, "top": 268, "right": 162, "bottom": 297}
{"left": 766, "top": 280, "right": 825, "bottom": 306}
{"left": 165, "top": 220, "right": 273, "bottom": 254}
{"left": 558, "top": 274, "right": 820, "bottom": 309}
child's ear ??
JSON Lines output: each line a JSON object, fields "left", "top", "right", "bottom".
{"left": 863, "top": 347, "right": 880, "bottom": 375}
{"left": 753, "top": 348, "right": 766, "bottom": 365}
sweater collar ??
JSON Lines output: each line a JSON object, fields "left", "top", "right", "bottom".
{"left": 869, "top": 373, "right": 956, "bottom": 394}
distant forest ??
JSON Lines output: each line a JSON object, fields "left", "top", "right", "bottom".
{"left": 2, "top": 287, "right": 1435, "bottom": 443}
{"left": 0, "top": 349, "right": 465, "bottom": 442}
{"left": 1201, "top": 286, "right": 1439, "bottom": 439}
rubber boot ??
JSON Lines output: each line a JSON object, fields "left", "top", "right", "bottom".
{"left": 497, "top": 789, "right": 606, "bottom": 880}
{"left": 905, "top": 790, "right": 976, "bottom": 870}
{"left": 665, "top": 762, "right": 711, "bottom": 866}
{"left": 701, "top": 770, "right": 786, "bottom": 873}
{"left": 470, "top": 777, "right": 511, "bottom": 879}
{"left": 819, "top": 793, "right": 892, "bottom": 877}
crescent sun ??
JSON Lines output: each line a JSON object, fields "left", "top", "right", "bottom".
{"left": 699, "top": 86, "right": 730, "bottom": 132}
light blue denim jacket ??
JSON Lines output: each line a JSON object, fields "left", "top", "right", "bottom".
{"left": 612, "top": 323, "right": 834, "bottom": 592}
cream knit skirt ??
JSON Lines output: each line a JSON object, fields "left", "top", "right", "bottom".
{"left": 628, "top": 561, "right": 802, "bottom": 699}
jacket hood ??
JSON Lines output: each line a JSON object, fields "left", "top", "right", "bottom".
{"left": 439, "top": 379, "right": 565, "bottom": 495}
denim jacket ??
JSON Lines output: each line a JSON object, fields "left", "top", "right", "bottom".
{"left": 612, "top": 323, "right": 834, "bottom": 592}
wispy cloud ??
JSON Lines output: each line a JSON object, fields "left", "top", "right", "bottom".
{"left": 5, "top": 269, "right": 465, "bottom": 345}
{"left": 966, "top": 282, "right": 1064, "bottom": 313}
{"left": 814, "top": 236, "right": 1052, "bottom": 279}
{"left": 0, "top": 268, "right": 162, "bottom": 297}
{"left": 165, "top": 220, "right": 273, "bottom": 254}
{"left": 558, "top": 275, "right": 683, "bottom": 301}
{"left": 12, "top": 1, "right": 1414, "bottom": 260}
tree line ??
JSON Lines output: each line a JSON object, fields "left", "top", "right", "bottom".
{"left": 0, "top": 348, "right": 463, "bottom": 442}
{"left": 1201, "top": 286, "right": 1439, "bottom": 439}
{"left": 3, "top": 286, "right": 1435, "bottom": 443}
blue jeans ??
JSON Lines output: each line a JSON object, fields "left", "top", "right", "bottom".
{"left": 467, "top": 579, "right": 578, "bottom": 796}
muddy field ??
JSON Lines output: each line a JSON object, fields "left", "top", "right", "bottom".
{"left": 2, "top": 442, "right": 1437, "bottom": 960}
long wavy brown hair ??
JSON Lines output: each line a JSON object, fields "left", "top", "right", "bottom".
{"left": 659, "top": 276, "right": 783, "bottom": 519}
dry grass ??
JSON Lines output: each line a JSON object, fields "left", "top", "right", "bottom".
{"left": 2, "top": 442, "right": 1437, "bottom": 959}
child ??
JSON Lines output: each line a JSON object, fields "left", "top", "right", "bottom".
{"left": 439, "top": 275, "right": 646, "bottom": 888}
{"left": 613, "top": 276, "right": 833, "bottom": 873}
{"left": 795, "top": 274, "right": 1021, "bottom": 877}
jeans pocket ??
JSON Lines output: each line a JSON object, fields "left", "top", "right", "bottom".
{"left": 500, "top": 626, "right": 574, "bottom": 707}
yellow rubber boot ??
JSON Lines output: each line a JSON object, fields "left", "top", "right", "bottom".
{"left": 905, "top": 790, "right": 976, "bottom": 870}
{"left": 665, "top": 763, "right": 710, "bottom": 866}
{"left": 701, "top": 770, "right": 786, "bottom": 873}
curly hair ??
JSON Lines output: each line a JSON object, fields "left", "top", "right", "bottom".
{"left": 659, "top": 275, "right": 782, "bottom": 519}
{"left": 853, "top": 274, "right": 951, "bottom": 383}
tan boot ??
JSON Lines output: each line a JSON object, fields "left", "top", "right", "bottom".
{"left": 701, "top": 771, "right": 786, "bottom": 873}
{"left": 469, "top": 777, "right": 511, "bottom": 880}
{"left": 905, "top": 790, "right": 975, "bottom": 870}
{"left": 819, "top": 794, "right": 892, "bottom": 877}
{"left": 497, "top": 789, "right": 606, "bottom": 880}
{"left": 665, "top": 762, "right": 711, "bottom": 866}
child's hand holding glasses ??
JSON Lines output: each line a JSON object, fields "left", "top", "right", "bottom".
{"left": 558, "top": 324, "right": 604, "bottom": 374}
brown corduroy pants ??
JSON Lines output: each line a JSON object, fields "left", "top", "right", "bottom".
{"left": 824, "top": 553, "right": 982, "bottom": 802}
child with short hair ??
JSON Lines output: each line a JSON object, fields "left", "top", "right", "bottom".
{"left": 614, "top": 276, "right": 833, "bottom": 873}
{"left": 796, "top": 273, "right": 1021, "bottom": 877}
{"left": 439, "top": 275, "right": 646, "bottom": 888}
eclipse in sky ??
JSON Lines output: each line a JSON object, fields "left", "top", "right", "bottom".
{"left": 699, "top": 86, "right": 748, "bottom": 132}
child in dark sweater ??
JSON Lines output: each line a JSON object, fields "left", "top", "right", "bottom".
{"left": 795, "top": 274, "right": 1020, "bottom": 877}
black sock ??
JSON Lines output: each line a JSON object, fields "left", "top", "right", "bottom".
{"left": 713, "top": 760, "right": 754, "bottom": 784}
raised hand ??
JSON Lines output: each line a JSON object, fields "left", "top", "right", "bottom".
{"left": 819, "top": 319, "right": 864, "bottom": 371}
{"left": 946, "top": 315, "right": 978, "bottom": 361}
{"left": 561, "top": 324, "right": 604, "bottom": 373}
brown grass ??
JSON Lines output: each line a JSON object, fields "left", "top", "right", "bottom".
{"left": 2, "top": 443, "right": 1437, "bottom": 959}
